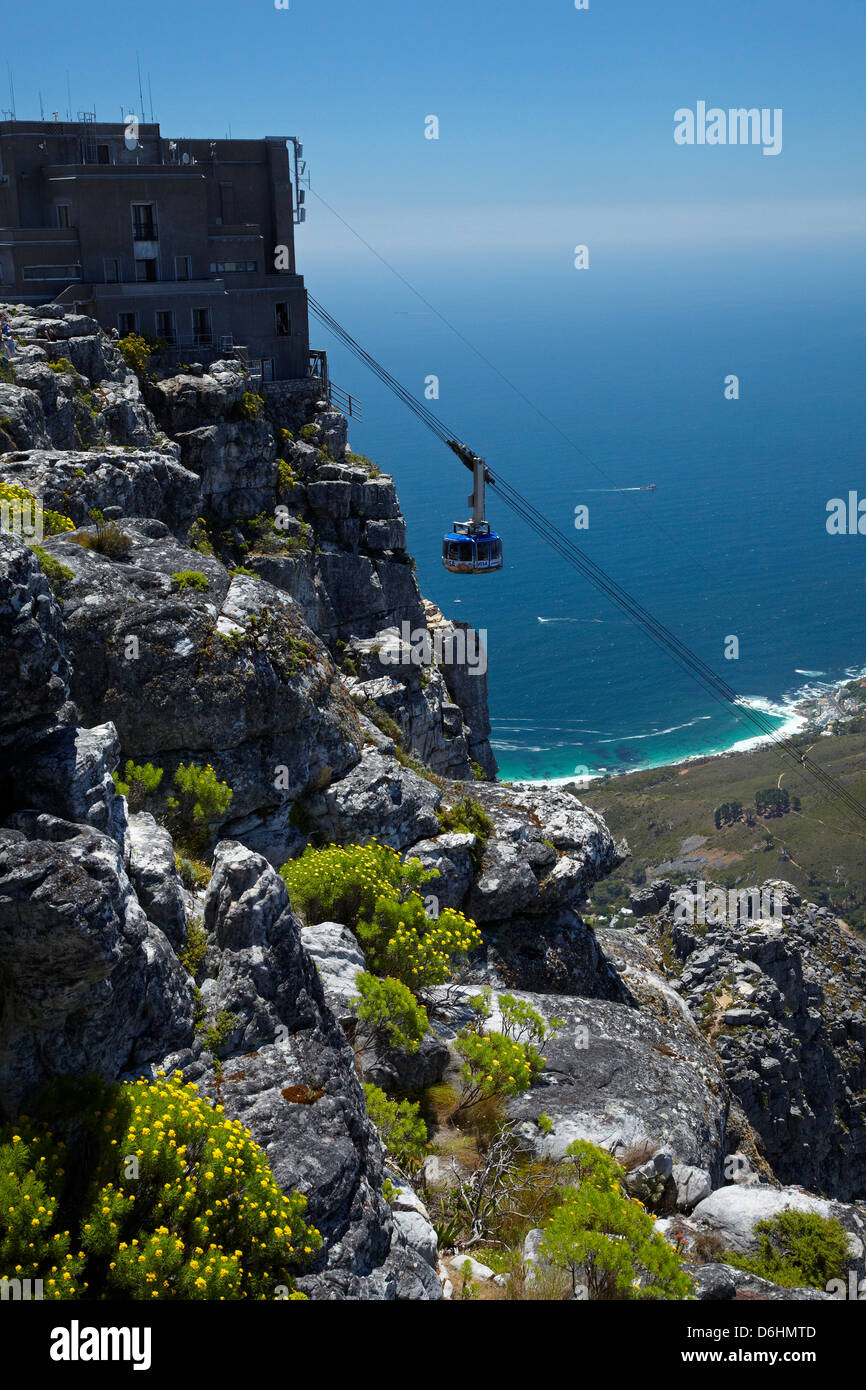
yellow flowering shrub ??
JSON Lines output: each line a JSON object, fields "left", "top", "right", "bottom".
{"left": 0, "top": 479, "right": 75, "bottom": 538}
{"left": 361, "top": 891, "right": 481, "bottom": 991}
{"left": 281, "top": 841, "right": 481, "bottom": 994}
{"left": 0, "top": 1126, "right": 85, "bottom": 1299}
{"left": 0, "top": 1073, "right": 319, "bottom": 1300}
{"left": 280, "top": 840, "right": 433, "bottom": 928}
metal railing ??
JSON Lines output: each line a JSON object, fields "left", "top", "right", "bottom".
{"left": 329, "top": 380, "right": 364, "bottom": 421}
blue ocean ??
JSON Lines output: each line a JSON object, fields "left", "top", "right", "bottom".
{"left": 303, "top": 244, "right": 866, "bottom": 783}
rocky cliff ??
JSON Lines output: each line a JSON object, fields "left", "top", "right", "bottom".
{"left": 1, "top": 304, "right": 864, "bottom": 1302}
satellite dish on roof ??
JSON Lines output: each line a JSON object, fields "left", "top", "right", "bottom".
{"left": 181, "top": 152, "right": 191, "bottom": 165}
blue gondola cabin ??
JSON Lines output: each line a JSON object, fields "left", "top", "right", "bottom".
{"left": 442, "top": 519, "right": 503, "bottom": 574}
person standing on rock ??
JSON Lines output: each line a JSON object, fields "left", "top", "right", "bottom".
{"left": 0, "top": 310, "right": 15, "bottom": 361}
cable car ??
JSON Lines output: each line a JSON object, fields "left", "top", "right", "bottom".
{"left": 442, "top": 520, "right": 503, "bottom": 573}
{"left": 442, "top": 440, "right": 504, "bottom": 574}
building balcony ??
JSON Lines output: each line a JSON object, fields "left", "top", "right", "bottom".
{"left": 0, "top": 226, "right": 81, "bottom": 247}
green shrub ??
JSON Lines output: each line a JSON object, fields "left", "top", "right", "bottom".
{"left": 455, "top": 1029, "right": 544, "bottom": 1108}
{"left": 179, "top": 920, "right": 209, "bottom": 978}
{"left": 0, "top": 356, "right": 16, "bottom": 384}
{"left": 436, "top": 796, "right": 493, "bottom": 868}
{"left": 188, "top": 518, "right": 215, "bottom": 556}
{"left": 724, "top": 1210, "right": 850, "bottom": 1290}
{"left": 359, "top": 700, "right": 404, "bottom": 748}
{"left": 470, "top": 989, "right": 563, "bottom": 1049}
{"left": 167, "top": 762, "right": 233, "bottom": 855}
{"left": 117, "top": 333, "right": 152, "bottom": 378}
{"left": 281, "top": 842, "right": 479, "bottom": 994}
{"left": 200, "top": 1010, "right": 240, "bottom": 1056}
{"left": 175, "top": 853, "right": 212, "bottom": 893}
{"left": 48, "top": 356, "right": 77, "bottom": 375}
{"left": 171, "top": 569, "right": 209, "bottom": 593}
{"left": 352, "top": 973, "right": 429, "bottom": 1054}
{"left": 363, "top": 1084, "right": 428, "bottom": 1174}
{"left": 30, "top": 544, "right": 74, "bottom": 595}
{"left": 72, "top": 509, "right": 133, "bottom": 560}
{"left": 0, "top": 1073, "right": 319, "bottom": 1299}
{"left": 540, "top": 1140, "right": 693, "bottom": 1300}
{"left": 112, "top": 759, "right": 164, "bottom": 811}
{"left": 299, "top": 423, "right": 319, "bottom": 442}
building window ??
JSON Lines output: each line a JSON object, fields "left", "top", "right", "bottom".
{"left": 131, "top": 202, "right": 158, "bottom": 241}
{"left": 275, "top": 302, "right": 290, "bottom": 337}
{"left": 97, "top": 144, "right": 111, "bottom": 165}
{"left": 21, "top": 264, "right": 82, "bottom": 281}
{"left": 209, "top": 260, "right": 257, "bottom": 274}
{"left": 118, "top": 312, "right": 137, "bottom": 336}
{"left": 56, "top": 204, "right": 71, "bottom": 229}
{"left": 174, "top": 255, "right": 191, "bottom": 281}
{"left": 104, "top": 257, "right": 120, "bottom": 284}
{"left": 261, "top": 358, "right": 275, "bottom": 384}
{"left": 135, "top": 257, "right": 158, "bottom": 282}
{"left": 155, "top": 310, "right": 176, "bottom": 345}
{"left": 192, "top": 308, "right": 212, "bottom": 347}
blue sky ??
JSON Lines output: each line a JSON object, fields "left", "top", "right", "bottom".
{"left": 2, "top": 0, "right": 864, "bottom": 260}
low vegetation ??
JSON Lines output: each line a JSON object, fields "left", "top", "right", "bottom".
{"left": 581, "top": 730, "right": 866, "bottom": 930}
{"left": 171, "top": 569, "right": 209, "bottom": 592}
{"left": 723, "top": 1209, "right": 850, "bottom": 1290}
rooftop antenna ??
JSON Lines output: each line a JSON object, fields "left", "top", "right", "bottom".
{"left": 66, "top": 70, "right": 72, "bottom": 121}
{"left": 136, "top": 53, "right": 145, "bottom": 126}
{"left": 147, "top": 73, "right": 154, "bottom": 124}
{"left": 38, "top": 89, "right": 45, "bottom": 120}
{"left": 7, "top": 65, "right": 16, "bottom": 119}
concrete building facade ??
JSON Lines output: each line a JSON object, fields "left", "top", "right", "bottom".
{"left": 0, "top": 119, "right": 309, "bottom": 380}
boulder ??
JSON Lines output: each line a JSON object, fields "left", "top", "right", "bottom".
{"left": 0, "top": 535, "right": 70, "bottom": 753}
{"left": 0, "top": 812, "right": 195, "bottom": 1116}
{"left": 307, "top": 746, "right": 441, "bottom": 850}
{"left": 406, "top": 832, "right": 476, "bottom": 911}
{"left": 654, "top": 880, "right": 866, "bottom": 1198}
{"left": 4, "top": 721, "right": 125, "bottom": 843}
{"left": 0, "top": 447, "right": 199, "bottom": 534}
{"left": 300, "top": 920, "right": 365, "bottom": 1025}
{"left": 126, "top": 811, "right": 187, "bottom": 949}
{"left": 690, "top": 1184, "right": 866, "bottom": 1263}
{"left": 672, "top": 1163, "right": 714, "bottom": 1212}
{"left": 43, "top": 529, "right": 363, "bottom": 841}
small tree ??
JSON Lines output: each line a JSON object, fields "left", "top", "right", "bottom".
{"left": 540, "top": 1141, "right": 692, "bottom": 1300}
{"left": 352, "top": 973, "right": 429, "bottom": 1054}
{"left": 363, "top": 1084, "right": 428, "bottom": 1176}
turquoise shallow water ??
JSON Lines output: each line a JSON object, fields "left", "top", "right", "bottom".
{"left": 302, "top": 244, "right": 866, "bottom": 782}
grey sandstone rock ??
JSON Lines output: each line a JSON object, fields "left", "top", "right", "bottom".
{"left": 127, "top": 811, "right": 187, "bottom": 950}
{"left": 0, "top": 535, "right": 70, "bottom": 753}
{"left": 300, "top": 921, "right": 365, "bottom": 1025}
{"left": 0, "top": 812, "right": 195, "bottom": 1116}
